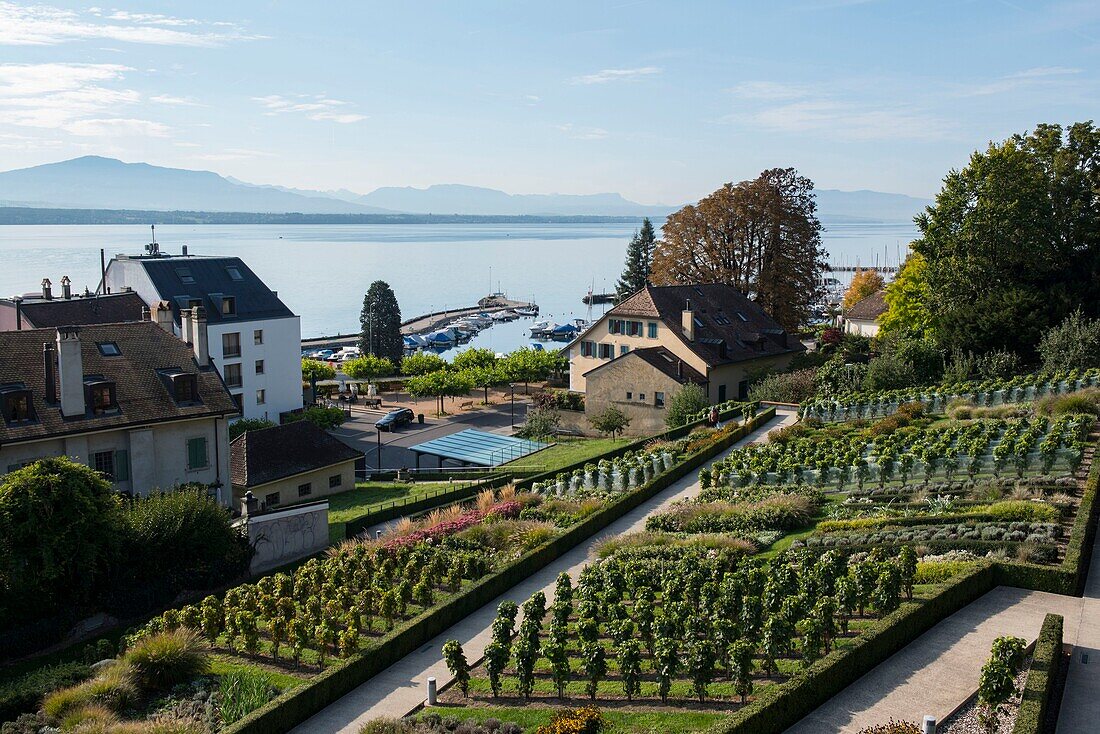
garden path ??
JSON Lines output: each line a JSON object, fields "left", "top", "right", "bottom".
{"left": 290, "top": 408, "right": 798, "bottom": 734}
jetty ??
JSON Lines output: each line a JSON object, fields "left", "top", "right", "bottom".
{"left": 300, "top": 294, "right": 537, "bottom": 353}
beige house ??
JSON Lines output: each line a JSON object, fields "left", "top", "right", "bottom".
{"left": 566, "top": 284, "right": 803, "bottom": 435}
{"left": 0, "top": 320, "right": 238, "bottom": 503}
{"left": 842, "top": 290, "right": 886, "bottom": 337}
{"left": 230, "top": 420, "right": 362, "bottom": 510}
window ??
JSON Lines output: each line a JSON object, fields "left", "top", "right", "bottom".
{"left": 186, "top": 437, "right": 208, "bottom": 470}
{"left": 655, "top": 391, "right": 665, "bottom": 408}
{"left": 255, "top": 359, "right": 265, "bottom": 375}
{"left": 1, "top": 386, "right": 34, "bottom": 424}
{"left": 96, "top": 342, "right": 121, "bottom": 357}
{"left": 713, "top": 314, "right": 731, "bottom": 325}
{"left": 608, "top": 319, "right": 621, "bottom": 335}
{"left": 620, "top": 345, "right": 629, "bottom": 355}
{"left": 736, "top": 311, "right": 748, "bottom": 322}
{"left": 175, "top": 267, "right": 194, "bottom": 284}
{"left": 231, "top": 393, "right": 243, "bottom": 411}
{"left": 647, "top": 322, "right": 658, "bottom": 338}
{"left": 86, "top": 380, "right": 116, "bottom": 414}
{"left": 222, "top": 332, "right": 241, "bottom": 358}
{"left": 226, "top": 266, "right": 243, "bottom": 281}
{"left": 329, "top": 474, "right": 342, "bottom": 489}
{"left": 253, "top": 329, "right": 263, "bottom": 345}
{"left": 256, "top": 389, "right": 265, "bottom": 405}
{"left": 222, "top": 297, "right": 237, "bottom": 316}
{"left": 598, "top": 343, "right": 614, "bottom": 359}
{"left": 694, "top": 316, "right": 705, "bottom": 328}
{"left": 580, "top": 340, "right": 596, "bottom": 358}
{"left": 297, "top": 483, "right": 312, "bottom": 498}
{"left": 265, "top": 492, "right": 280, "bottom": 507}
{"left": 638, "top": 393, "right": 646, "bottom": 401}
{"left": 223, "top": 363, "right": 243, "bottom": 388}
{"left": 92, "top": 450, "right": 114, "bottom": 479}
{"left": 629, "top": 320, "right": 643, "bottom": 337}
{"left": 169, "top": 373, "right": 199, "bottom": 404}
{"left": 625, "top": 391, "right": 632, "bottom": 400}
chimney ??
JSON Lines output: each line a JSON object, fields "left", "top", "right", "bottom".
{"left": 181, "top": 244, "right": 188, "bottom": 256}
{"left": 41, "top": 278, "right": 52, "bottom": 300}
{"left": 61, "top": 276, "right": 71, "bottom": 299}
{"left": 180, "top": 306, "right": 194, "bottom": 345}
{"left": 677, "top": 359, "right": 684, "bottom": 379}
{"left": 682, "top": 298, "right": 695, "bottom": 342}
{"left": 141, "top": 306, "right": 150, "bottom": 322}
{"left": 154, "top": 301, "right": 174, "bottom": 333}
{"left": 242, "top": 490, "right": 258, "bottom": 517}
{"left": 56, "top": 326, "right": 85, "bottom": 417}
{"left": 43, "top": 342, "right": 56, "bottom": 404}
{"left": 192, "top": 306, "right": 209, "bottom": 366}
{"left": 13, "top": 296, "right": 22, "bottom": 330}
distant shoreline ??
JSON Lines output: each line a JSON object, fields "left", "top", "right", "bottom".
{"left": 0, "top": 207, "right": 904, "bottom": 227}
{"left": 0, "top": 207, "right": 652, "bottom": 225}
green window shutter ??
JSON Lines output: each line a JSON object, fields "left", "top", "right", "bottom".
{"left": 114, "top": 450, "right": 130, "bottom": 482}
{"left": 187, "top": 438, "right": 207, "bottom": 469}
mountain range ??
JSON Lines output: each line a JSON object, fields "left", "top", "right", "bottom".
{"left": 0, "top": 156, "right": 931, "bottom": 222}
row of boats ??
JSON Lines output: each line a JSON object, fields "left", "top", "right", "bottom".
{"left": 403, "top": 306, "right": 540, "bottom": 351}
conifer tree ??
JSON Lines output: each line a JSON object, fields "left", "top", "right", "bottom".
{"left": 615, "top": 218, "right": 656, "bottom": 301}
{"left": 359, "top": 280, "right": 403, "bottom": 365}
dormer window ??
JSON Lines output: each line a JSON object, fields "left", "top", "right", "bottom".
{"left": 160, "top": 370, "right": 202, "bottom": 406}
{"left": 0, "top": 383, "right": 34, "bottom": 425}
{"left": 84, "top": 378, "right": 118, "bottom": 415}
{"left": 222, "top": 297, "right": 236, "bottom": 316}
{"left": 175, "top": 268, "right": 195, "bottom": 284}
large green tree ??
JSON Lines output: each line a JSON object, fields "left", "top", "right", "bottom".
{"left": 615, "top": 218, "right": 656, "bottom": 301}
{"left": 0, "top": 458, "right": 121, "bottom": 623}
{"left": 359, "top": 281, "right": 404, "bottom": 365}
{"left": 651, "top": 168, "right": 827, "bottom": 331}
{"left": 913, "top": 122, "right": 1100, "bottom": 356}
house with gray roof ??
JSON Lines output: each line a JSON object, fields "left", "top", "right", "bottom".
{"left": 104, "top": 244, "right": 302, "bottom": 421}
{"left": 843, "top": 289, "right": 887, "bottom": 337}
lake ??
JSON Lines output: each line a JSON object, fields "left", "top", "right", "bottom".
{"left": 0, "top": 221, "right": 917, "bottom": 355}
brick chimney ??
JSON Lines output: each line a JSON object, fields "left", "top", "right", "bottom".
{"left": 151, "top": 301, "right": 174, "bottom": 333}
{"left": 41, "top": 278, "right": 52, "bottom": 300}
{"left": 180, "top": 306, "right": 194, "bottom": 345}
{"left": 61, "top": 276, "right": 71, "bottom": 299}
{"left": 56, "top": 326, "right": 85, "bottom": 417}
{"left": 681, "top": 299, "right": 695, "bottom": 341}
{"left": 192, "top": 306, "right": 209, "bottom": 366}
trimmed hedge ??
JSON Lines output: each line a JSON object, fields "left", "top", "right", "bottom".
{"left": 1012, "top": 613, "right": 1064, "bottom": 734}
{"left": 224, "top": 409, "right": 776, "bottom": 734}
{"left": 708, "top": 563, "right": 998, "bottom": 734}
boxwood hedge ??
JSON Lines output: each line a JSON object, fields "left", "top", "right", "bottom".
{"left": 1011, "top": 613, "right": 1064, "bottom": 734}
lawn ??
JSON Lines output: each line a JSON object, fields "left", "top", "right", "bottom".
{"left": 511, "top": 437, "right": 634, "bottom": 475}
{"left": 421, "top": 703, "right": 727, "bottom": 734}
{"left": 327, "top": 481, "right": 463, "bottom": 541}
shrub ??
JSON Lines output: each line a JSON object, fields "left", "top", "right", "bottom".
{"left": 981, "top": 501, "right": 1059, "bottom": 523}
{"left": 1040, "top": 310, "right": 1100, "bottom": 372}
{"left": 228, "top": 418, "right": 276, "bottom": 440}
{"left": 119, "top": 488, "right": 250, "bottom": 593}
{"left": 914, "top": 560, "right": 977, "bottom": 585}
{"left": 534, "top": 706, "right": 604, "bottom": 734}
{"left": 1036, "top": 389, "right": 1100, "bottom": 417}
{"left": 0, "top": 661, "right": 92, "bottom": 723}
{"left": 856, "top": 722, "right": 921, "bottom": 734}
{"left": 220, "top": 669, "right": 280, "bottom": 725}
{"left": 748, "top": 369, "right": 818, "bottom": 404}
{"left": 518, "top": 407, "right": 561, "bottom": 440}
{"left": 43, "top": 664, "right": 137, "bottom": 720}
{"left": 123, "top": 629, "right": 210, "bottom": 690}
{"left": 665, "top": 384, "right": 710, "bottom": 428}
{"left": 359, "top": 719, "right": 414, "bottom": 734}
{"left": 284, "top": 405, "right": 347, "bottom": 430}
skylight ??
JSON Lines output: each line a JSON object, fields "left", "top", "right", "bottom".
{"left": 226, "top": 267, "right": 243, "bottom": 281}
{"left": 175, "top": 268, "right": 195, "bottom": 284}
{"left": 96, "top": 342, "right": 121, "bottom": 357}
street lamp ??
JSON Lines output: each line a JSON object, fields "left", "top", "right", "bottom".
{"left": 376, "top": 427, "right": 382, "bottom": 470}
{"left": 510, "top": 383, "right": 516, "bottom": 429}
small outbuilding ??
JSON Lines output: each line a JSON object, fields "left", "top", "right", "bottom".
{"left": 842, "top": 290, "right": 887, "bottom": 337}
{"left": 230, "top": 420, "right": 362, "bottom": 510}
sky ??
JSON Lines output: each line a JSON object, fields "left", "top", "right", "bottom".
{"left": 0, "top": 1, "right": 1097, "bottom": 204}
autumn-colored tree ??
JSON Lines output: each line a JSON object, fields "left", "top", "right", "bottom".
{"left": 650, "top": 168, "right": 827, "bottom": 331}
{"left": 842, "top": 268, "right": 884, "bottom": 310}
{"left": 880, "top": 252, "right": 936, "bottom": 337}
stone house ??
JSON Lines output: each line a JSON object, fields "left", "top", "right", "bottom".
{"left": 230, "top": 420, "right": 363, "bottom": 510}
{"left": 566, "top": 284, "right": 803, "bottom": 435}
{"left": 0, "top": 320, "right": 238, "bottom": 503}
{"left": 842, "top": 290, "right": 886, "bottom": 337}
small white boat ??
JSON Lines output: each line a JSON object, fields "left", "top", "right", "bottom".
{"left": 530, "top": 322, "right": 559, "bottom": 339}
{"left": 514, "top": 306, "right": 538, "bottom": 317}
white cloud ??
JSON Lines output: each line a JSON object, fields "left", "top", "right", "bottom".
{"left": 962, "top": 66, "right": 1084, "bottom": 96}
{"left": 555, "top": 123, "right": 609, "bottom": 140}
{"left": 252, "top": 94, "right": 366, "bottom": 123}
{"left": 65, "top": 117, "right": 169, "bottom": 137}
{"left": 727, "top": 99, "right": 951, "bottom": 141}
{"left": 150, "top": 94, "right": 202, "bottom": 106}
{"left": 0, "top": 62, "right": 168, "bottom": 138}
{"left": 727, "top": 81, "right": 809, "bottom": 100}
{"left": 570, "top": 66, "right": 661, "bottom": 85}
{"left": 0, "top": 2, "right": 259, "bottom": 46}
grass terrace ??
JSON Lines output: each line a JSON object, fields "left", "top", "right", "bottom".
{"left": 327, "top": 481, "right": 463, "bottom": 542}
{"left": 505, "top": 437, "right": 634, "bottom": 476}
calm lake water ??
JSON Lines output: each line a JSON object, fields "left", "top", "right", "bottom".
{"left": 0, "top": 221, "right": 917, "bottom": 355}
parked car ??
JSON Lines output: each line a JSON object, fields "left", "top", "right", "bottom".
{"left": 375, "top": 407, "right": 415, "bottom": 431}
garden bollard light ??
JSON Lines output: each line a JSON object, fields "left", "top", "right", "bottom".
{"left": 426, "top": 677, "right": 437, "bottom": 706}
{"left": 375, "top": 530, "right": 383, "bottom": 540}
{"left": 922, "top": 715, "right": 936, "bottom": 734}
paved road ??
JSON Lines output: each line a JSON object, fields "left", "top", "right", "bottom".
{"left": 290, "top": 409, "right": 797, "bottom": 734}
{"left": 1053, "top": 521, "right": 1100, "bottom": 733}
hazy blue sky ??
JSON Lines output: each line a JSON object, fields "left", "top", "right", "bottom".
{"left": 0, "top": 1, "right": 1097, "bottom": 203}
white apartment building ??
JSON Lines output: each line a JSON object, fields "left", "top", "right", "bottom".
{"left": 104, "top": 245, "right": 303, "bottom": 421}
